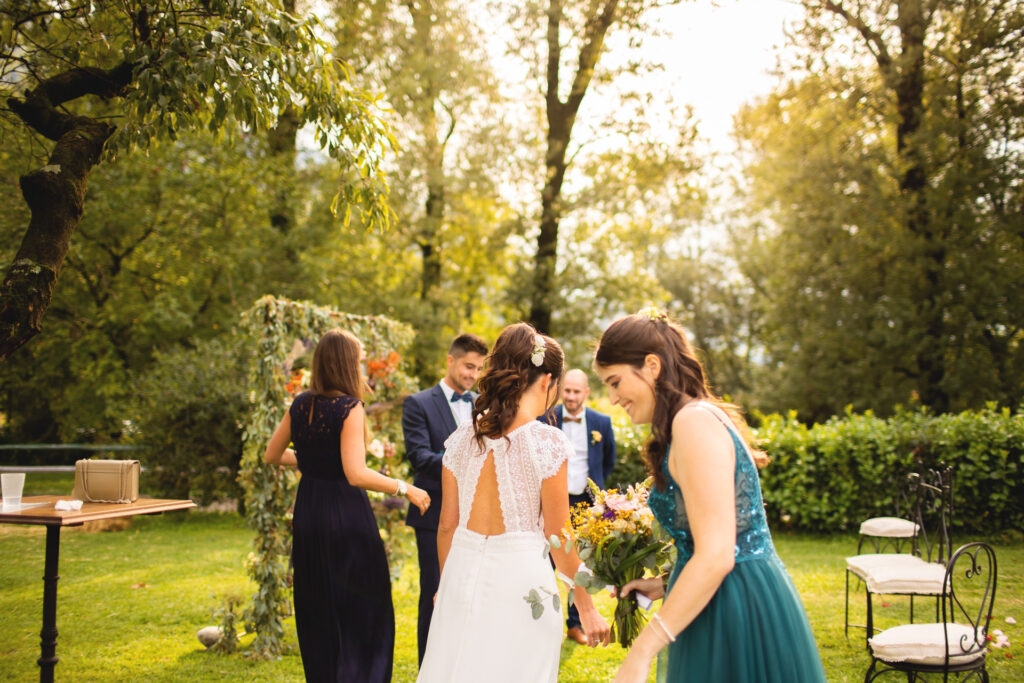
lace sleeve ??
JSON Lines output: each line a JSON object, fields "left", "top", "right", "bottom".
{"left": 533, "top": 424, "right": 572, "bottom": 480}
{"left": 442, "top": 424, "right": 476, "bottom": 474}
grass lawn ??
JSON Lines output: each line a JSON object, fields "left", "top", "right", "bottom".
{"left": 1, "top": 504, "right": 1021, "bottom": 681}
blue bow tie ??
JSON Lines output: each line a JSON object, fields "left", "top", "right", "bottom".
{"left": 450, "top": 391, "right": 473, "bottom": 403}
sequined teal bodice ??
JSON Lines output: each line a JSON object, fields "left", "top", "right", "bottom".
{"left": 648, "top": 409, "right": 775, "bottom": 566}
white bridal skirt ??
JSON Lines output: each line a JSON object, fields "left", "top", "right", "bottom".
{"left": 416, "top": 527, "right": 562, "bottom": 683}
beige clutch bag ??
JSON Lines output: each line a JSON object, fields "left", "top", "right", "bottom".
{"left": 73, "top": 459, "right": 140, "bottom": 503}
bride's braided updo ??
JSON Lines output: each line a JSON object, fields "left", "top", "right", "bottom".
{"left": 472, "top": 322, "right": 563, "bottom": 448}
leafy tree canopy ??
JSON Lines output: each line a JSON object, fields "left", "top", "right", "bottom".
{"left": 0, "top": 0, "right": 394, "bottom": 360}
{"left": 734, "top": 0, "right": 1024, "bottom": 421}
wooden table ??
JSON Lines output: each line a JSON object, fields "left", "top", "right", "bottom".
{"left": 0, "top": 495, "right": 196, "bottom": 682}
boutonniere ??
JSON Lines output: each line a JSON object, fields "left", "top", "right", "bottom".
{"left": 591, "top": 430, "right": 602, "bottom": 444}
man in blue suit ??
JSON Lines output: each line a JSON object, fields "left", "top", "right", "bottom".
{"left": 402, "top": 333, "right": 488, "bottom": 665}
{"left": 541, "top": 368, "right": 617, "bottom": 644}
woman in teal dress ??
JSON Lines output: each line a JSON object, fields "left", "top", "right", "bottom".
{"left": 594, "top": 310, "right": 826, "bottom": 683}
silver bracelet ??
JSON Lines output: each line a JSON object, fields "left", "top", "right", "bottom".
{"left": 395, "top": 480, "right": 408, "bottom": 497}
{"left": 651, "top": 612, "right": 676, "bottom": 643}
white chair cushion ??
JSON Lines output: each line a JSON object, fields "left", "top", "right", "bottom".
{"left": 846, "top": 554, "right": 948, "bottom": 594}
{"left": 860, "top": 516, "right": 918, "bottom": 538}
{"left": 869, "top": 623, "right": 986, "bottom": 665}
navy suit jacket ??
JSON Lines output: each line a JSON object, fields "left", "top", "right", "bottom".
{"left": 539, "top": 405, "right": 617, "bottom": 489}
{"left": 402, "top": 384, "right": 474, "bottom": 530}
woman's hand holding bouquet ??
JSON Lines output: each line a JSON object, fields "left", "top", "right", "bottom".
{"left": 567, "top": 478, "right": 673, "bottom": 647}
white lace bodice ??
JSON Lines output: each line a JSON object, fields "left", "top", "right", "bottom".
{"left": 442, "top": 421, "right": 572, "bottom": 534}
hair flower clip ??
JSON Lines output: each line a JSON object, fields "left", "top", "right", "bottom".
{"left": 637, "top": 306, "right": 669, "bottom": 323}
{"left": 531, "top": 334, "right": 546, "bottom": 367}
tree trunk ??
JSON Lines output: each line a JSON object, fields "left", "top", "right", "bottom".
{"left": 268, "top": 0, "right": 299, "bottom": 235}
{"left": 528, "top": 0, "right": 619, "bottom": 334}
{"left": 531, "top": 126, "right": 570, "bottom": 334}
{"left": 894, "top": 0, "right": 948, "bottom": 411}
{"left": 821, "top": 0, "right": 947, "bottom": 410}
{"left": 421, "top": 173, "right": 444, "bottom": 300}
{"left": 268, "top": 106, "right": 299, "bottom": 234}
{"left": 411, "top": 1, "right": 446, "bottom": 302}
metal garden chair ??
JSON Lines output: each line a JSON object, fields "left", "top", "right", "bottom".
{"left": 865, "top": 541, "right": 996, "bottom": 682}
{"left": 846, "top": 465, "right": 954, "bottom": 642}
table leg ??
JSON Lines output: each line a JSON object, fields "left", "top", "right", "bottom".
{"left": 38, "top": 525, "right": 60, "bottom": 683}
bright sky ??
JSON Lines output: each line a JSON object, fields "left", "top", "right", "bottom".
{"left": 645, "top": 0, "right": 804, "bottom": 151}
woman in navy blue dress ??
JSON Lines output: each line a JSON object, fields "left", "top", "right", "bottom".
{"left": 265, "top": 329, "right": 430, "bottom": 682}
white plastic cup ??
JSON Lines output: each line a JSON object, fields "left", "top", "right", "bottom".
{"left": 2, "top": 472, "right": 25, "bottom": 510}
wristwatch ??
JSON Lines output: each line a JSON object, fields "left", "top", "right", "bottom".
{"left": 395, "top": 480, "right": 408, "bottom": 497}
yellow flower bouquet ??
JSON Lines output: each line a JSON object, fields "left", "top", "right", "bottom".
{"left": 566, "top": 478, "right": 674, "bottom": 647}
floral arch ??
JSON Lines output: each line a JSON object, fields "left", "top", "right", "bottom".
{"left": 238, "top": 295, "right": 414, "bottom": 658}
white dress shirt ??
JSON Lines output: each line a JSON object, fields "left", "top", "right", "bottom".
{"left": 440, "top": 380, "right": 473, "bottom": 427}
{"left": 561, "top": 408, "right": 589, "bottom": 495}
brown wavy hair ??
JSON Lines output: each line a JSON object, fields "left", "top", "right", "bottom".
{"left": 310, "top": 328, "right": 368, "bottom": 400}
{"left": 472, "top": 322, "right": 564, "bottom": 447}
{"left": 594, "top": 313, "right": 767, "bottom": 489}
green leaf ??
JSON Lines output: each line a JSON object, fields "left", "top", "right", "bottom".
{"left": 573, "top": 570, "right": 594, "bottom": 588}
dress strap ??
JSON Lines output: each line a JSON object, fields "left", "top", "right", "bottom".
{"left": 688, "top": 402, "right": 756, "bottom": 468}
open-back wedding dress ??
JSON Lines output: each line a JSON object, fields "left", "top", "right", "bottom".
{"left": 416, "top": 420, "right": 573, "bottom": 683}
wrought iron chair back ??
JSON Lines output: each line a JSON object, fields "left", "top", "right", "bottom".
{"left": 908, "top": 465, "right": 954, "bottom": 565}
{"left": 857, "top": 471, "right": 921, "bottom": 555}
{"left": 943, "top": 542, "right": 997, "bottom": 664}
{"left": 865, "top": 541, "right": 996, "bottom": 681}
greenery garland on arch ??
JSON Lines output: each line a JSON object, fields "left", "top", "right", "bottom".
{"left": 238, "top": 295, "right": 414, "bottom": 658}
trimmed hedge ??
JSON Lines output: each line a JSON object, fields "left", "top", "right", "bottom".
{"left": 756, "top": 405, "right": 1024, "bottom": 534}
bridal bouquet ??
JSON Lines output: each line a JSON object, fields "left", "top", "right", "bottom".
{"left": 566, "top": 478, "right": 673, "bottom": 647}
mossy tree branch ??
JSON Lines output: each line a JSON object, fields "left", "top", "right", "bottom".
{"left": 1, "top": 62, "right": 134, "bottom": 361}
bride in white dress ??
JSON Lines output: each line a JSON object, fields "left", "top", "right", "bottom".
{"left": 416, "top": 323, "right": 611, "bottom": 683}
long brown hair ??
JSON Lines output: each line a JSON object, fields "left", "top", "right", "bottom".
{"left": 309, "top": 328, "right": 368, "bottom": 400}
{"left": 472, "top": 322, "right": 563, "bottom": 447}
{"left": 594, "top": 313, "right": 766, "bottom": 488}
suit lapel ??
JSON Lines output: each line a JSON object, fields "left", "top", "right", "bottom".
{"left": 430, "top": 384, "right": 458, "bottom": 436}
{"left": 585, "top": 408, "right": 601, "bottom": 471}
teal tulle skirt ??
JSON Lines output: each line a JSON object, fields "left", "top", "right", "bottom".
{"left": 659, "top": 555, "right": 826, "bottom": 682}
